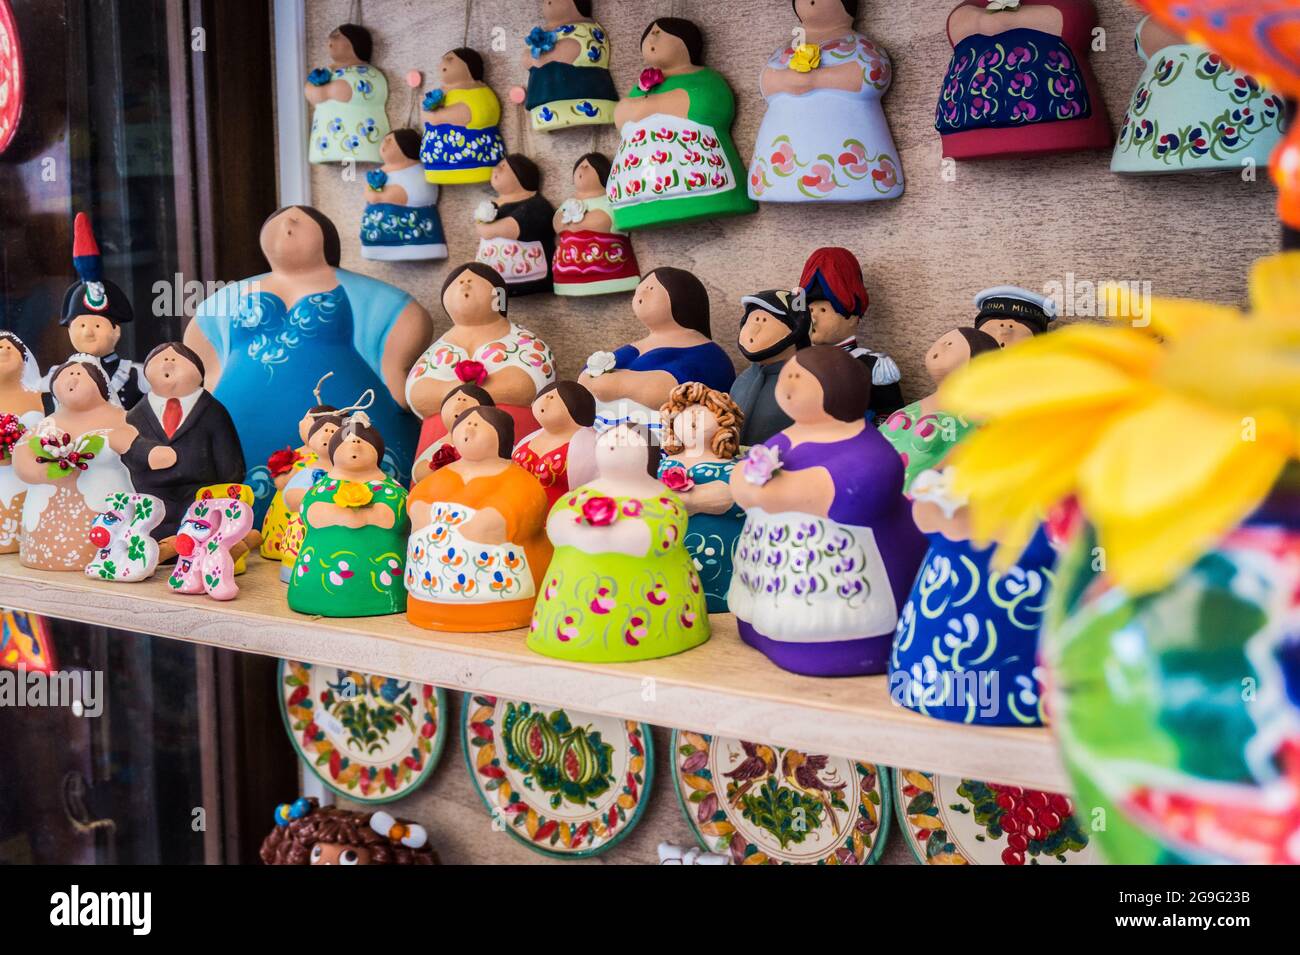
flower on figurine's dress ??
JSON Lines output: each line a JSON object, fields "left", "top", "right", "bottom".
{"left": 638, "top": 68, "right": 665, "bottom": 93}
{"left": 0, "top": 414, "right": 26, "bottom": 462}
{"left": 422, "top": 88, "right": 446, "bottom": 111}
{"left": 741, "top": 444, "right": 782, "bottom": 486}
{"left": 584, "top": 351, "right": 617, "bottom": 377}
{"left": 581, "top": 495, "right": 618, "bottom": 526}
{"left": 307, "top": 67, "right": 332, "bottom": 87}
{"left": 559, "top": 198, "right": 586, "bottom": 224}
{"left": 474, "top": 200, "right": 499, "bottom": 223}
{"left": 430, "top": 445, "right": 461, "bottom": 472}
{"left": 660, "top": 465, "right": 695, "bottom": 493}
{"left": 31, "top": 430, "right": 103, "bottom": 479}
{"left": 454, "top": 359, "right": 488, "bottom": 386}
{"left": 267, "top": 447, "right": 301, "bottom": 478}
{"left": 526, "top": 26, "right": 558, "bottom": 58}
{"left": 366, "top": 169, "right": 389, "bottom": 191}
{"left": 985, "top": 0, "right": 1022, "bottom": 10}
{"left": 909, "top": 467, "right": 967, "bottom": 518}
{"left": 333, "top": 481, "right": 374, "bottom": 508}
{"left": 788, "top": 43, "right": 821, "bottom": 73}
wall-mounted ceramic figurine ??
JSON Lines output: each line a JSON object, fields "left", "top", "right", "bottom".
{"left": 406, "top": 263, "right": 555, "bottom": 461}
{"left": 405, "top": 406, "right": 552, "bottom": 632}
{"left": 0, "top": 331, "right": 45, "bottom": 554}
{"left": 972, "top": 285, "right": 1056, "bottom": 347}
{"left": 474, "top": 155, "right": 556, "bottom": 297}
{"left": 529, "top": 423, "right": 710, "bottom": 663}
{"left": 748, "top": 0, "right": 903, "bottom": 203}
{"left": 579, "top": 268, "right": 735, "bottom": 433}
{"left": 513, "top": 380, "right": 598, "bottom": 508}
{"left": 657, "top": 383, "right": 744, "bottom": 614}
{"left": 728, "top": 346, "right": 926, "bottom": 676}
{"left": 730, "top": 289, "right": 811, "bottom": 447}
{"left": 800, "top": 247, "right": 902, "bottom": 421}
{"left": 85, "top": 492, "right": 163, "bottom": 582}
{"left": 279, "top": 411, "right": 342, "bottom": 583}
{"left": 420, "top": 48, "right": 505, "bottom": 184}
{"left": 261, "top": 797, "right": 438, "bottom": 865}
{"left": 936, "top": 0, "right": 1112, "bottom": 160}
{"left": 553, "top": 153, "right": 640, "bottom": 296}
{"left": 167, "top": 494, "right": 254, "bottom": 600}
{"left": 259, "top": 392, "right": 338, "bottom": 560}
{"left": 521, "top": 0, "right": 618, "bottom": 131}
{"left": 287, "top": 415, "right": 409, "bottom": 618}
{"left": 1112, "top": 15, "right": 1287, "bottom": 175}
{"left": 361, "top": 128, "right": 448, "bottom": 260}
{"left": 185, "top": 206, "right": 430, "bottom": 523}
{"left": 306, "top": 23, "right": 389, "bottom": 164}
{"left": 607, "top": 18, "right": 756, "bottom": 230}
{"left": 411, "top": 383, "right": 495, "bottom": 483}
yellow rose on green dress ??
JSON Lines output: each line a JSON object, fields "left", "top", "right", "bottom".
{"left": 788, "top": 43, "right": 821, "bottom": 73}
{"left": 333, "top": 481, "right": 375, "bottom": 508}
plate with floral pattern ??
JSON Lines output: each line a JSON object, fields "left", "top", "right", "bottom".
{"left": 672, "top": 730, "right": 890, "bottom": 865}
{"left": 895, "top": 769, "right": 1098, "bottom": 865}
{"left": 462, "top": 694, "right": 652, "bottom": 858}
{"left": 278, "top": 660, "right": 447, "bottom": 804}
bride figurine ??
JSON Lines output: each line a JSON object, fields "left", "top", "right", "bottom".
{"left": 0, "top": 331, "right": 46, "bottom": 553}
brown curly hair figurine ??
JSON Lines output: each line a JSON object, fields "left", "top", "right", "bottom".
{"left": 659, "top": 382, "right": 743, "bottom": 460}
{"left": 260, "top": 798, "right": 439, "bottom": 865}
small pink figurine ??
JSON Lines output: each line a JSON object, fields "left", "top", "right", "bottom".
{"left": 167, "top": 495, "right": 254, "bottom": 600}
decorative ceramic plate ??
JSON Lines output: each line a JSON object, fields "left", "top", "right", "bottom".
{"left": 671, "top": 730, "right": 890, "bottom": 865}
{"left": 0, "top": 0, "right": 23, "bottom": 155}
{"left": 462, "top": 694, "right": 652, "bottom": 858}
{"left": 278, "top": 660, "right": 447, "bottom": 804}
{"left": 895, "top": 769, "right": 1099, "bottom": 865}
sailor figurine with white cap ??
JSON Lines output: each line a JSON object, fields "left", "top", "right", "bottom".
{"left": 972, "top": 285, "right": 1058, "bottom": 349}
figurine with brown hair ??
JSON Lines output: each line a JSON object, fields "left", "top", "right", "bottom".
{"left": 474, "top": 155, "right": 556, "bottom": 297}
{"left": 420, "top": 47, "right": 505, "bottom": 184}
{"left": 361, "top": 128, "right": 448, "bottom": 261}
{"left": 261, "top": 797, "right": 438, "bottom": 865}
{"left": 512, "top": 380, "right": 598, "bottom": 508}
{"left": 0, "top": 331, "right": 45, "bottom": 553}
{"left": 411, "top": 383, "right": 495, "bottom": 483}
{"left": 553, "top": 152, "right": 640, "bottom": 296}
{"left": 259, "top": 383, "right": 338, "bottom": 560}
{"left": 279, "top": 410, "right": 343, "bottom": 583}
{"left": 306, "top": 23, "right": 389, "bottom": 164}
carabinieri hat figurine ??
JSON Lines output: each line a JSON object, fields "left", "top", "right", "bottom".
{"left": 971, "top": 285, "right": 1057, "bottom": 348}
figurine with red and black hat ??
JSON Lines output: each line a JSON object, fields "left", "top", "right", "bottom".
{"left": 972, "top": 285, "right": 1056, "bottom": 348}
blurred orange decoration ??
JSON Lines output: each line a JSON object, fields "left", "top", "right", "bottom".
{"left": 1139, "top": 2, "right": 1300, "bottom": 226}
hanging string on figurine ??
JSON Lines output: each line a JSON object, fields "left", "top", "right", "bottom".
{"left": 348, "top": 0, "right": 363, "bottom": 26}
{"left": 312, "top": 371, "right": 335, "bottom": 407}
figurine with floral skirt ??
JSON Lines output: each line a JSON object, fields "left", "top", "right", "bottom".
{"left": 306, "top": 24, "right": 390, "bottom": 164}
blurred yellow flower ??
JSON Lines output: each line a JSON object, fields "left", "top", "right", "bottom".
{"left": 333, "top": 481, "right": 374, "bottom": 508}
{"left": 789, "top": 43, "right": 821, "bottom": 73}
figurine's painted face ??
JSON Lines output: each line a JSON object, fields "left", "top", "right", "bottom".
{"left": 379, "top": 133, "right": 412, "bottom": 167}
{"left": 440, "top": 391, "right": 483, "bottom": 432}
{"left": 261, "top": 208, "right": 327, "bottom": 273}
{"left": 439, "top": 50, "right": 473, "bottom": 86}
{"left": 671, "top": 404, "right": 719, "bottom": 454}
{"left": 795, "top": 0, "right": 853, "bottom": 31}
{"left": 451, "top": 410, "right": 501, "bottom": 462}
{"left": 308, "top": 422, "right": 340, "bottom": 460}
{"left": 925, "top": 329, "right": 973, "bottom": 384}
{"left": 443, "top": 269, "right": 502, "bottom": 326}
{"left": 68, "top": 314, "right": 121, "bottom": 358}
{"left": 573, "top": 160, "right": 602, "bottom": 195}
{"left": 596, "top": 424, "right": 652, "bottom": 480}
{"left": 738, "top": 308, "right": 791, "bottom": 359}
{"left": 775, "top": 356, "right": 830, "bottom": 423}
{"left": 174, "top": 514, "right": 216, "bottom": 556}
{"left": 632, "top": 273, "right": 675, "bottom": 331}
{"left": 543, "top": 0, "right": 583, "bottom": 26}
{"left": 145, "top": 347, "right": 203, "bottom": 398}
{"left": 327, "top": 29, "right": 356, "bottom": 64}
{"left": 981, "top": 318, "right": 1036, "bottom": 349}
{"left": 533, "top": 388, "right": 573, "bottom": 432}
{"left": 51, "top": 364, "right": 107, "bottom": 412}
{"left": 310, "top": 842, "right": 371, "bottom": 866}
{"left": 490, "top": 159, "right": 524, "bottom": 196}
{"left": 641, "top": 23, "right": 689, "bottom": 70}
{"left": 808, "top": 301, "right": 857, "bottom": 347}
{"left": 0, "top": 339, "right": 24, "bottom": 380}
{"left": 333, "top": 433, "right": 379, "bottom": 473}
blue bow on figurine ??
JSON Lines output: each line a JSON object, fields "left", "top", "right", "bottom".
{"left": 526, "top": 26, "right": 557, "bottom": 58}
{"left": 366, "top": 169, "right": 389, "bottom": 191}
{"left": 422, "top": 88, "right": 445, "bottom": 111}
{"left": 273, "top": 797, "right": 313, "bottom": 827}
{"left": 307, "top": 67, "right": 332, "bottom": 87}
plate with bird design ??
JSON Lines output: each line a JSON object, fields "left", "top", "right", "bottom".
{"left": 671, "top": 730, "right": 890, "bottom": 865}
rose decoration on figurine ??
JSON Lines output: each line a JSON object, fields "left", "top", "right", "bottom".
{"left": 267, "top": 447, "right": 301, "bottom": 478}
{"left": 638, "top": 68, "right": 665, "bottom": 93}
{"left": 788, "top": 43, "right": 821, "bottom": 73}
{"left": 366, "top": 169, "right": 389, "bottom": 191}
{"left": 660, "top": 465, "right": 695, "bottom": 493}
{"left": 909, "top": 467, "right": 968, "bottom": 519}
{"left": 0, "top": 414, "right": 26, "bottom": 462}
{"left": 307, "top": 67, "right": 333, "bottom": 87}
{"left": 31, "top": 431, "right": 103, "bottom": 479}
{"left": 741, "top": 444, "right": 782, "bottom": 486}
{"left": 580, "top": 495, "right": 619, "bottom": 527}
{"left": 559, "top": 198, "right": 586, "bottom": 225}
{"left": 332, "top": 481, "right": 375, "bottom": 509}
{"left": 474, "top": 200, "right": 499, "bottom": 223}
{"left": 422, "top": 88, "right": 446, "bottom": 111}
{"left": 584, "top": 351, "right": 617, "bottom": 378}
{"left": 526, "top": 26, "right": 558, "bottom": 59}
{"left": 454, "top": 359, "right": 488, "bottom": 386}
{"left": 985, "top": 0, "right": 1021, "bottom": 9}
{"left": 430, "top": 444, "right": 461, "bottom": 472}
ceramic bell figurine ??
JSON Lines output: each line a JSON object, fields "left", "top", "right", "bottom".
{"left": 280, "top": 410, "right": 343, "bottom": 583}
{"left": 657, "top": 383, "right": 745, "bottom": 613}
{"left": 1112, "top": 15, "right": 1287, "bottom": 175}
{"left": 261, "top": 797, "right": 438, "bottom": 865}
{"left": 936, "top": 0, "right": 1112, "bottom": 160}
{"left": 730, "top": 289, "right": 811, "bottom": 446}
{"left": 305, "top": 23, "right": 389, "bottom": 164}
{"left": 529, "top": 423, "right": 710, "bottom": 662}
{"left": 405, "top": 262, "right": 555, "bottom": 462}
{"left": 260, "top": 387, "right": 338, "bottom": 560}
{"left": 512, "top": 380, "right": 599, "bottom": 508}
{"left": 521, "top": 0, "right": 618, "bottom": 131}
{"left": 287, "top": 413, "right": 409, "bottom": 617}
{"left": 972, "top": 285, "right": 1056, "bottom": 347}
{"left": 411, "top": 383, "right": 495, "bottom": 483}
{"left": 361, "top": 129, "right": 448, "bottom": 260}
{"left": 578, "top": 267, "right": 735, "bottom": 434}
{"left": 728, "top": 346, "right": 926, "bottom": 676}
{"left": 405, "top": 406, "right": 552, "bottom": 632}
{"left": 607, "top": 18, "right": 756, "bottom": 230}
{"left": 880, "top": 326, "right": 1000, "bottom": 493}
{"left": 474, "top": 155, "right": 556, "bottom": 297}
{"left": 420, "top": 47, "right": 505, "bottom": 184}
{"left": 748, "top": 0, "right": 903, "bottom": 202}
{"left": 167, "top": 494, "right": 254, "bottom": 600}
{"left": 85, "top": 492, "right": 163, "bottom": 582}
{"left": 0, "top": 331, "right": 46, "bottom": 554}
{"left": 800, "top": 247, "right": 902, "bottom": 421}
{"left": 553, "top": 152, "right": 640, "bottom": 296}
{"left": 186, "top": 205, "right": 431, "bottom": 523}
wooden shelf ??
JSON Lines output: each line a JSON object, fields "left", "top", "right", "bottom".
{"left": 0, "top": 554, "right": 1068, "bottom": 791}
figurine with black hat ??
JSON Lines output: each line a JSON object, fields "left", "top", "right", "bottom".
{"left": 730, "top": 288, "right": 811, "bottom": 446}
{"left": 972, "top": 285, "right": 1057, "bottom": 348}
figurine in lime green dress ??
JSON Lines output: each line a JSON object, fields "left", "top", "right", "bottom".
{"left": 305, "top": 24, "right": 390, "bottom": 165}
{"left": 529, "top": 423, "right": 709, "bottom": 662}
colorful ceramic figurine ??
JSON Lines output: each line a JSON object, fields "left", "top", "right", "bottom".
{"left": 411, "top": 384, "right": 495, "bottom": 483}
{"left": 730, "top": 289, "right": 811, "bottom": 446}
{"left": 749, "top": 0, "right": 903, "bottom": 203}
{"left": 405, "top": 406, "right": 552, "bottom": 631}
{"left": 420, "top": 48, "right": 505, "bottom": 185}
{"left": 936, "top": 0, "right": 1112, "bottom": 160}
{"left": 167, "top": 493, "right": 254, "bottom": 600}
{"left": 361, "top": 128, "right": 448, "bottom": 260}
{"left": 186, "top": 206, "right": 430, "bottom": 522}
{"left": 800, "top": 247, "right": 902, "bottom": 421}
{"left": 579, "top": 268, "right": 735, "bottom": 433}
{"left": 279, "top": 411, "right": 342, "bottom": 583}
{"left": 529, "top": 423, "right": 710, "bottom": 662}
{"left": 657, "top": 383, "right": 744, "bottom": 613}
{"left": 474, "top": 155, "right": 556, "bottom": 297}
{"left": 85, "top": 492, "right": 163, "bottom": 582}
{"left": 607, "top": 18, "right": 756, "bottom": 230}
{"left": 406, "top": 263, "right": 555, "bottom": 460}
{"left": 156, "top": 482, "right": 262, "bottom": 573}
{"left": 512, "top": 380, "right": 599, "bottom": 508}
{"left": 972, "top": 285, "right": 1056, "bottom": 347}
{"left": 553, "top": 153, "right": 640, "bottom": 296}
{"left": 306, "top": 23, "right": 389, "bottom": 164}
{"left": 521, "top": 0, "right": 618, "bottom": 131}
{"left": 728, "top": 346, "right": 926, "bottom": 677}
{"left": 259, "top": 389, "right": 337, "bottom": 560}
{"left": 261, "top": 797, "right": 438, "bottom": 865}
{"left": 0, "top": 331, "right": 45, "bottom": 554}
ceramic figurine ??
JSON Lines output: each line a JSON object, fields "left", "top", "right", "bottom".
{"left": 879, "top": 327, "right": 999, "bottom": 493}
{"left": 553, "top": 153, "right": 640, "bottom": 296}
{"left": 512, "top": 380, "right": 599, "bottom": 508}
{"left": 156, "top": 482, "right": 261, "bottom": 574}
{"left": 1112, "top": 15, "right": 1287, "bottom": 175}
{"left": 361, "top": 129, "right": 448, "bottom": 260}
{"left": 405, "top": 406, "right": 552, "bottom": 631}
{"left": 657, "top": 383, "right": 744, "bottom": 614}
{"left": 578, "top": 267, "right": 735, "bottom": 433}
{"left": 305, "top": 23, "right": 389, "bottom": 164}
{"left": 261, "top": 797, "right": 438, "bottom": 865}
{"left": 529, "top": 423, "right": 710, "bottom": 663}
{"left": 420, "top": 47, "right": 505, "bottom": 185}
{"left": 411, "top": 383, "right": 495, "bottom": 483}
{"left": 728, "top": 346, "right": 926, "bottom": 677}
{"left": 474, "top": 155, "right": 556, "bottom": 297}
{"left": 85, "top": 492, "right": 163, "bottom": 582}
{"left": 730, "top": 289, "right": 811, "bottom": 446}
{"left": 405, "top": 262, "right": 555, "bottom": 461}
{"left": 521, "top": 0, "right": 618, "bottom": 131}
{"left": 0, "top": 331, "right": 45, "bottom": 554}
{"left": 259, "top": 391, "right": 338, "bottom": 560}
{"left": 972, "top": 285, "right": 1056, "bottom": 347}
{"left": 936, "top": 0, "right": 1112, "bottom": 160}
{"left": 799, "top": 247, "right": 902, "bottom": 421}
{"left": 748, "top": 0, "right": 903, "bottom": 203}
{"left": 185, "top": 205, "right": 430, "bottom": 523}
{"left": 166, "top": 492, "right": 253, "bottom": 600}
{"left": 279, "top": 411, "right": 343, "bottom": 583}
{"left": 607, "top": 18, "right": 756, "bottom": 230}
